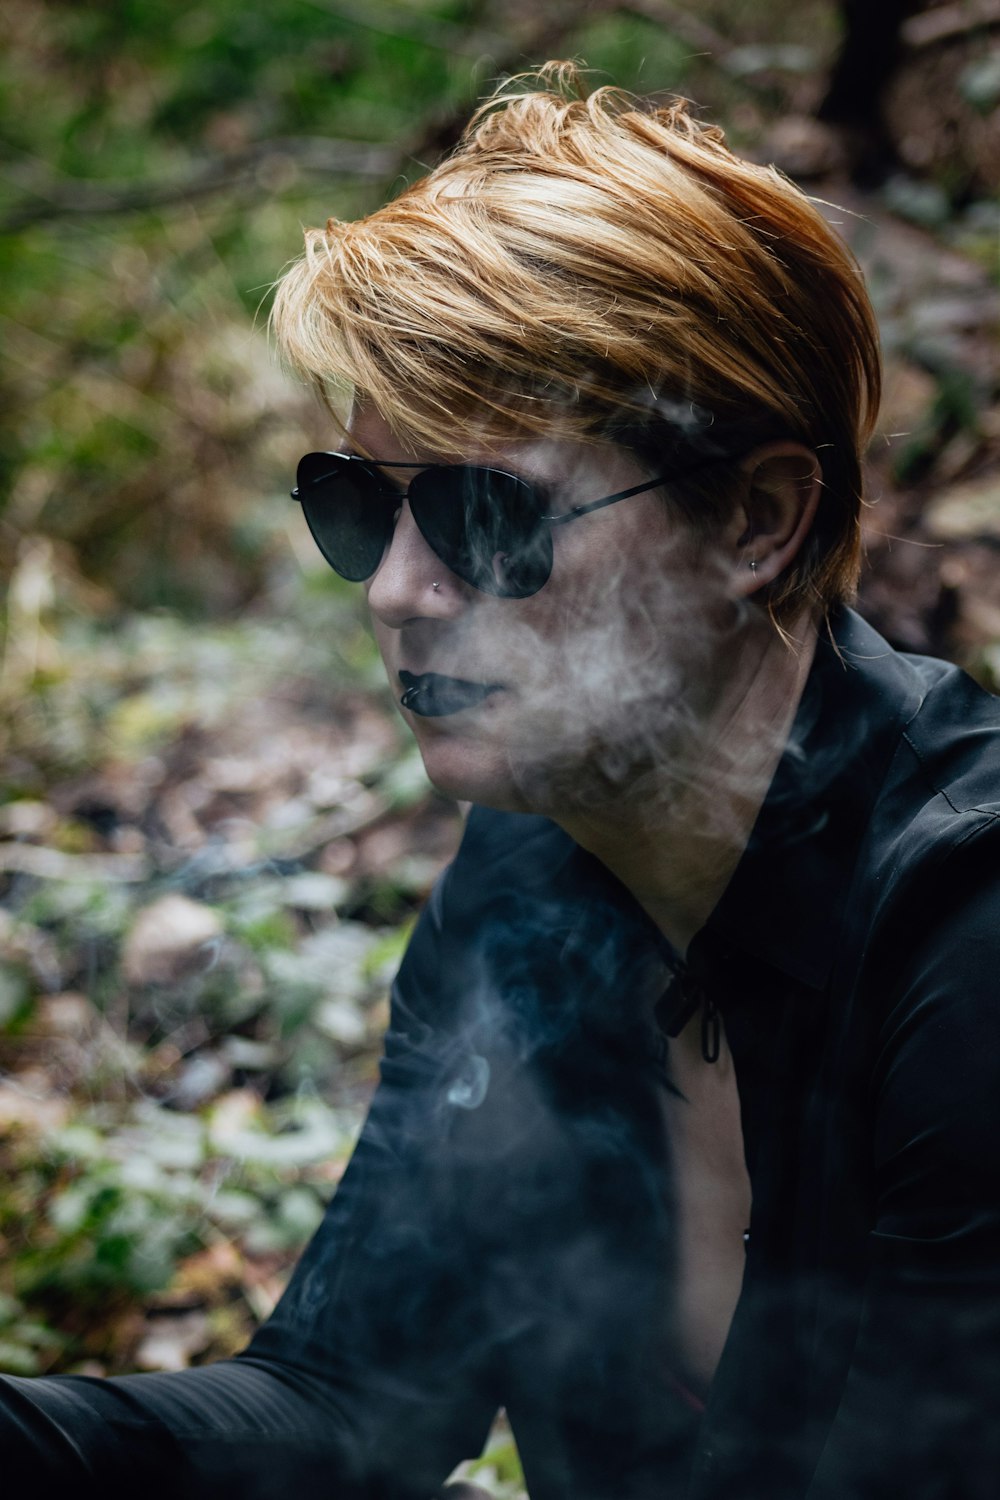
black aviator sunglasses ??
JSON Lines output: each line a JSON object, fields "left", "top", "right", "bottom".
{"left": 291, "top": 446, "right": 743, "bottom": 599}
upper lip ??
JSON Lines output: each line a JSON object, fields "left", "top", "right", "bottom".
{"left": 398, "top": 667, "right": 502, "bottom": 688}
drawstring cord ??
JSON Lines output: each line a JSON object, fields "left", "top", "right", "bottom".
{"left": 654, "top": 966, "right": 720, "bottom": 1065}
{"left": 700, "top": 992, "right": 721, "bottom": 1064}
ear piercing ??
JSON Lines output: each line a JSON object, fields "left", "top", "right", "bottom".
{"left": 749, "top": 559, "right": 758, "bottom": 574}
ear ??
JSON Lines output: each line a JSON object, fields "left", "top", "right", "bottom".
{"left": 724, "top": 442, "right": 822, "bottom": 598}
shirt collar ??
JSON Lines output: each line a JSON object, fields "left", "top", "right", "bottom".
{"left": 686, "top": 607, "right": 928, "bottom": 992}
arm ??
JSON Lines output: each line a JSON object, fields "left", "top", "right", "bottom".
{"left": 0, "top": 868, "right": 498, "bottom": 1499}
{"left": 804, "top": 822, "right": 1000, "bottom": 1500}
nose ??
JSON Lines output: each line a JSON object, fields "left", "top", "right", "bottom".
{"left": 365, "top": 499, "right": 465, "bottom": 629}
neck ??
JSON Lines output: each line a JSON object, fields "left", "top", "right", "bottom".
{"left": 554, "top": 609, "right": 819, "bottom": 957}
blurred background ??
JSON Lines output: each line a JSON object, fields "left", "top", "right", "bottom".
{"left": 0, "top": 1, "right": 997, "bottom": 1488}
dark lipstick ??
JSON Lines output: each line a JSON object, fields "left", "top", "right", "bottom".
{"left": 398, "top": 670, "right": 502, "bottom": 718}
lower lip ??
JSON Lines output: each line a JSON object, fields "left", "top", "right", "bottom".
{"left": 399, "top": 671, "right": 503, "bottom": 718}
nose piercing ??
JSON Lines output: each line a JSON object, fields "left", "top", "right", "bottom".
{"left": 431, "top": 581, "right": 441, "bottom": 591}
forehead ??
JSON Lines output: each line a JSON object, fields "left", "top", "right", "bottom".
{"left": 347, "top": 404, "right": 648, "bottom": 492}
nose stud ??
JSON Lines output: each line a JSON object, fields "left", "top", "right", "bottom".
{"left": 431, "top": 581, "right": 441, "bottom": 591}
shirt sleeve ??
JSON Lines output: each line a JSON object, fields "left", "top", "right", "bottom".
{"left": 0, "top": 868, "right": 498, "bottom": 1499}
{"left": 804, "top": 818, "right": 1000, "bottom": 1500}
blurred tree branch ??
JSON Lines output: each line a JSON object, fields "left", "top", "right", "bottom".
{"left": 386, "top": 0, "right": 641, "bottom": 164}
{"left": 296, "top": 0, "right": 511, "bottom": 56}
{"left": 0, "top": 137, "right": 399, "bottom": 233}
{"left": 902, "top": 0, "right": 1000, "bottom": 49}
{"left": 1, "top": 0, "right": 632, "bottom": 232}
{"left": 617, "top": 0, "right": 732, "bottom": 66}
{"left": 3, "top": 4, "right": 992, "bottom": 234}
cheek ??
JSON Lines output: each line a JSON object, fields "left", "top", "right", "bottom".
{"left": 507, "top": 536, "right": 724, "bottom": 731}
{"left": 535, "top": 511, "right": 682, "bottom": 649}
{"left": 552, "top": 492, "right": 679, "bottom": 582}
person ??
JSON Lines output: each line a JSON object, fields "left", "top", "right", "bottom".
{"left": 3, "top": 61, "right": 999, "bottom": 1500}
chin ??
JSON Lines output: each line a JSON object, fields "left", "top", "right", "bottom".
{"left": 414, "top": 732, "right": 532, "bottom": 814}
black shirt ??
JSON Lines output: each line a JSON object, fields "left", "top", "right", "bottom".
{"left": 3, "top": 607, "right": 1000, "bottom": 1499}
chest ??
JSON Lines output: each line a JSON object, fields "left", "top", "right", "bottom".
{"left": 663, "top": 1012, "right": 753, "bottom": 1395}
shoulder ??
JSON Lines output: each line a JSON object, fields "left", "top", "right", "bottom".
{"left": 897, "top": 648, "right": 1000, "bottom": 819}
{"left": 853, "top": 663, "right": 1000, "bottom": 1061}
{"left": 863, "top": 647, "right": 1000, "bottom": 900}
{"left": 822, "top": 629, "right": 1000, "bottom": 1035}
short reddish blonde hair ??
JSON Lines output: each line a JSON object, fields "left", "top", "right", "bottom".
{"left": 272, "top": 62, "right": 882, "bottom": 622}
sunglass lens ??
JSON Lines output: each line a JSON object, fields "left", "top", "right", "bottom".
{"left": 412, "top": 468, "right": 553, "bottom": 597}
{"left": 296, "top": 454, "right": 392, "bottom": 582}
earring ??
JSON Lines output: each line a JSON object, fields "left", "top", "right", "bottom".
{"left": 749, "top": 559, "right": 758, "bottom": 574}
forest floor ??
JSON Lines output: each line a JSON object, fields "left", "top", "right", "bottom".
{"left": 1, "top": 14, "right": 998, "bottom": 1494}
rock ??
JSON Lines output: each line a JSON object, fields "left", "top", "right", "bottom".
{"left": 0, "top": 800, "right": 58, "bottom": 838}
{"left": 122, "top": 894, "right": 224, "bottom": 987}
{"left": 924, "top": 474, "right": 1000, "bottom": 540}
{"left": 760, "top": 116, "right": 847, "bottom": 179}
{"left": 134, "top": 1310, "right": 211, "bottom": 1372}
{"left": 0, "top": 1077, "right": 71, "bottom": 1132}
{"left": 168, "top": 1050, "right": 231, "bottom": 1109}
{"left": 315, "top": 997, "right": 368, "bottom": 1049}
{"left": 34, "top": 992, "right": 97, "bottom": 1039}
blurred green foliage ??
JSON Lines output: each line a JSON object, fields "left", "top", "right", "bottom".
{"left": 1, "top": 0, "right": 490, "bottom": 610}
{"left": 0, "top": 1090, "right": 355, "bottom": 1372}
